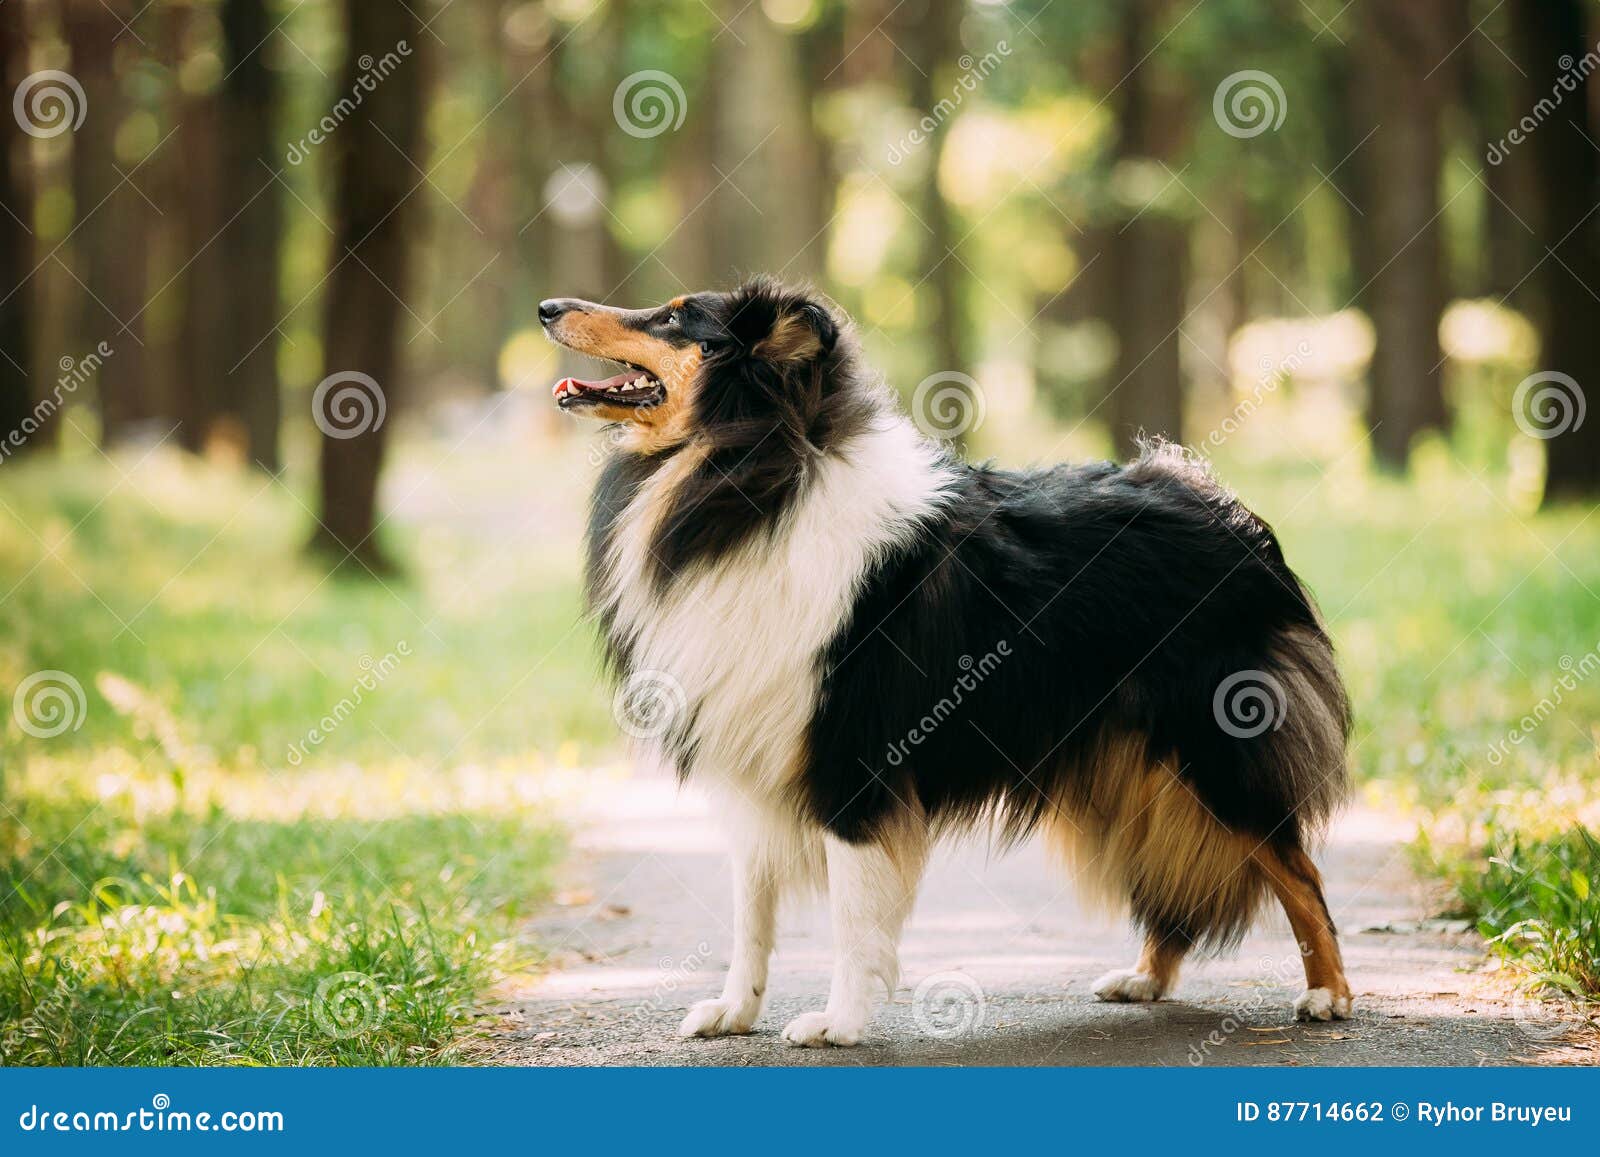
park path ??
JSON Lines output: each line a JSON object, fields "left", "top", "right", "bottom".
{"left": 481, "top": 762, "right": 1591, "bottom": 1066}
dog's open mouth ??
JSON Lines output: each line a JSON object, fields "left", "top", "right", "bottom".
{"left": 552, "top": 363, "right": 665, "bottom": 410}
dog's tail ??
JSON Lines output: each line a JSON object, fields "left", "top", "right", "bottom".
{"left": 1047, "top": 624, "right": 1350, "bottom": 953}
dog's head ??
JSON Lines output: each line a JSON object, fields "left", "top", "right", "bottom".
{"left": 540, "top": 278, "right": 856, "bottom": 452}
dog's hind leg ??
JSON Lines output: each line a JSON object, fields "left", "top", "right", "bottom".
{"left": 1092, "top": 930, "right": 1188, "bottom": 1003}
{"left": 782, "top": 820, "right": 928, "bottom": 1047}
{"left": 1253, "top": 840, "right": 1352, "bottom": 1021}
{"left": 681, "top": 832, "right": 782, "bottom": 1037}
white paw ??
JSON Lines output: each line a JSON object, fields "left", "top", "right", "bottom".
{"left": 781, "top": 1010, "right": 862, "bottom": 1048}
{"left": 679, "top": 997, "right": 759, "bottom": 1038}
{"left": 1293, "top": 987, "right": 1352, "bottom": 1021}
{"left": 1092, "top": 968, "right": 1166, "bottom": 1003}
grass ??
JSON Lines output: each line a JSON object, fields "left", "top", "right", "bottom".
{"left": 0, "top": 430, "right": 623, "bottom": 1065}
{"left": 1, "top": 391, "right": 1598, "bottom": 1063}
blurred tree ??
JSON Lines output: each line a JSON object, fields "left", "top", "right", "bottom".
{"left": 900, "top": 0, "right": 974, "bottom": 440}
{"left": 311, "top": 0, "right": 428, "bottom": 572}
{"left": 67, "top": 0, "right": 150, "bottom": 445}
{"left": 1107, "top": 0, "right": 1188, "bottom": 457}
{"left": 1511, "top": 0, "right": 1600, "bottom": 502}
{"left": 1355, "top": 0, "right": 1451, "bottom": 470}
{"left": 0, "top": 0, "right": 33, "bottom": 449}
{"left": 218, "top": 0, "right": 284, "bottom": 471}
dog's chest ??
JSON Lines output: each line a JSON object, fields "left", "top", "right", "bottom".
{"left": 596, "top": 421, "right": 951, "bottom": 795}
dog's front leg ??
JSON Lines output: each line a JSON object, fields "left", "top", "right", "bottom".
{"left": 783, "top": 829, "right": 926, "bottom": 1047}
{"left": 680, "top": 837, "right": 778, "bottom": 1037}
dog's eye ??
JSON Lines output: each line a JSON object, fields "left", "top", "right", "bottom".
{"left": 665, "top": 311, "right": 679, "bottom": 327}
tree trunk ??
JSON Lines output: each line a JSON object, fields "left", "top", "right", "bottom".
{"left": 311, "top": 1, "right": 427, "bottom": 572}
{"left": 66, "top": 0, "right": 147, "bottom": 446}
{"left": 1511, "top": 0, "right": 1600, "bottom": 501}
{"left": 219, "top": 0, "right": 283, "bottom": 471}
{"left": 1107, "top": 0, "right": 1187, "bottom": 458}
{"left": 0, "top": 0, "right": 33, "bottom": 451}
{"left": 900, "top": 0, "right": 976, "bottom": 448}
{"left": 1357, "top": 1, "right": 1450, "bottom": 470}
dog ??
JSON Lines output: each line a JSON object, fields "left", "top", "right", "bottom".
{"left": 539, "top": 277, "right": 1353, "bottom": 1047}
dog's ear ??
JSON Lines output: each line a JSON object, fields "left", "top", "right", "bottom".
{"left": 753, "top": 299, "right": 837, "bottom": 364}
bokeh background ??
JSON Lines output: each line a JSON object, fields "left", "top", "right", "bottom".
{"left": 1, "top": 0, "right": 1597, "bottom": 1064}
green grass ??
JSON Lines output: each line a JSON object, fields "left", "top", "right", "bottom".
{"left": 0, "top": 434, "right": 621, "bottom": 1064}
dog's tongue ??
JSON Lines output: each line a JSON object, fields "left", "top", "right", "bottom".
{"left": 552, "top": 370, "right": 639, "bottom": 398}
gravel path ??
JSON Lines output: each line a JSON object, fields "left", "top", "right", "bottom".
{"left": 482, "top": 765, "right": 1591, "bottom": 1066}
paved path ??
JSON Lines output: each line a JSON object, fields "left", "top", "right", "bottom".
{"left": 483, "top": 765, "right": 1590, "bottom": 1066}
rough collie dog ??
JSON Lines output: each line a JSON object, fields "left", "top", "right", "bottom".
{"left": 539, "top": 278, "right": 1353, "bottom": 1047}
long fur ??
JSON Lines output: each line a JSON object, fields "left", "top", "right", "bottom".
{"left": 578, "top": 276, "right": 1351, "bottom": 962}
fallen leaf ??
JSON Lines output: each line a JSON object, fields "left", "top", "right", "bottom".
{"left": 1238, "top": 1037, "right": 1292, "bottom": 1046}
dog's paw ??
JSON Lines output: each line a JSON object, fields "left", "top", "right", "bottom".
{"left": 1092, "top": 968, "right": 1166, "bottom": 1003}
{"left": 1293, "top": 987, "right": 1352, "bottom": 1022}
{"left": 781, "top": 1010, "right": 862, "bottom": 1048}
{"left": 679, "top": 998, "right": 759, "bottom": 1038}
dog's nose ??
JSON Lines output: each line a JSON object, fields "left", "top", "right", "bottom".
{"left": 538, "top": 299, "right": 569, "bottom": 325}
